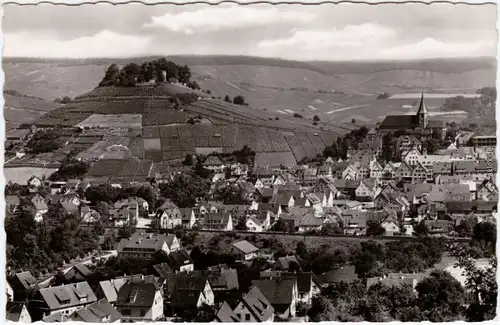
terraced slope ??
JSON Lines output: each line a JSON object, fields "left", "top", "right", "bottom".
{"left": 32, "top": 85, "right": 341, "bottom": 166}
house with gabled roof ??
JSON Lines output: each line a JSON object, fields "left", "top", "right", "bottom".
{"left": 231, "top": 286, "right": 275, "bottom": 322}
{"left": 342, "top": 164, "right": 358, "bottom": 180}
{"left": 395, "top": 161, "right": 414, "bottom": 183}
{"left": 198, "top": 212, "right": 233, "bottom": 231}
{"left": 117, "top": 232, "right": 180, "bottom": 259}
{"left": 63, "top": 263, "right": 92, "bottom": 283}
{"left": 252, "top": 277, "right": 297, "bottom": 319}
{"left": 114, "top": 281, "right": 164, "bottom": 321}
{"left": 6, "top": 195, "right": 20, "bottom": 213}
{"left": 9, "top": 271, "right": 38, "bottom": 302}
{"left": 367, "top": 273, "right": 425, "bottom": 291}
{"left": 476, "top": 177, "right": 498, "bottom": 201}
{"left": 31, "top": 193, "right": 48, "bottom": 222}
{"left": 274, "top": 256, "right": 302, "bottom": 272}
{"left": 167, "top": 249, "right": 194, "bottom": 273}
{"left": 215, "top": 301, "right": 241, "bottom": 322}
{"left": 178, "top": 207, "right": 196, "bottom": 229}
{"left": 95, "top": 278, "right": 129, "bottom": 305}
{"left": 30, "top": 281, "right": 98, "bottom": 321}
{"left": 165, "top": 272, "right": 215, "bottom": 316}
{"left": 332, "top": 179, "right": 360, "bottom": 199}
{"left": 231, "top": 240, "right": 259, "bottom": 261}
{"left": 27, "top": 175, "right": 43, "bottom": 190}
{"left": 342, "top": 211, "right": 369, "bottom": 236}
{"left": 402, "top": 147, "right": 421, "bottom": 166}
{"left": 369, "top": 160, "right": 384, "bottom": 181}
{"left": 355, "top": 178, "right": 378, "bottom": 201}
{"left": 155, "top": 200, "right": 182, "bottom": 229}
{"left": 69, "top": 298, "right": 121, "bottom": 323}
{"left": 203, "top": 155, "right": 225, "bottom": 173}
{"left": 259, "top": 271, "right": 322, "bottom": 305}
{"left": 6, "top": 302, "right": 32, "bottom": 323}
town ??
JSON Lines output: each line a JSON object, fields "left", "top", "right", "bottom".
{"left": 5, "top": 86, "right": 497, "bottom": 322}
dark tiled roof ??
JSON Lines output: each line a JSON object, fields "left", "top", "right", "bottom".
{"left": 39, "top": 282, "right": 97, "bottom": 311}
{"left": 167, "top": 249, "right": 194, "bottom": 270}
{"left": 6, "top": 302, "right": 26, "bottom": 322}
{"left": 115, "top": 282, "right": 158, "bottom": 308}
{"left": 215, "top": 301, "right": 240, "bottom": 322}
{"left": 241, "top": 286, "right": 274, "bottom": 322}
{"left": 379, "top": 115, "right": 418, "bottom": 129}
{"left": 153, "top": 263, "right": 174, "bottom": 278}
{"left": 72, "top": 299, "right": 121, "bottom": 323}
{"left": 276, "top": 256, "right": 302, "bottom": 271}
{"left": 251, "top": 278, "right": 295, "bottom": 306}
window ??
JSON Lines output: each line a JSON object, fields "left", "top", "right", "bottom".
{"left": 122, "top": 309, "right": 131, "bottom": 316}
{"left": 245, "top": 314, "right": 251, "bottom": 321}
{"left": 140, "top": 310, "right": 146, "bottom": 317}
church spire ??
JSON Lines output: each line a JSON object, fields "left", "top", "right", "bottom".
{"left": 417, "top": 91, "right": 428, "bottom": 115}
{"left": 417, "top": 91, "right": 428, "bottom": 129}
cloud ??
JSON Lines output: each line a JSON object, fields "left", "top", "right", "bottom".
{"left": 258, "top": 24, "right": 396, "bottom": 50}
{"left": 143, "top": 5, "right": 315, "bottom": 34}
{"left": 380, "top": 37, "right": 496, "bottom": 59}
{"left": 3, "top": 30, "right": 151, "bottom": 58}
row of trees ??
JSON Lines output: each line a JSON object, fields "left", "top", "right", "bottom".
{"left": 98, "top": 58, "right": 197, "bottom": 89}
{"left": 6, "top": 201, "right": 101, "bottom": 276}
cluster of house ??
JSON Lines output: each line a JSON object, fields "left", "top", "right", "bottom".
{"left": 6, "top": 176, "right": 150, "bottom": 227}
{"left": 2, "top": 231, "right": 313, "bottom": 322}
{"left": 154, "top": 146, "right": 497, "bottom": 236}
{"left": 7, "top": 227, "right": 436, "bottom": 323}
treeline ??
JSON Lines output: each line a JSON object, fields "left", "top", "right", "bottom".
{"left": 6, "top": 201, "right": 101, "bottom": 277}
{"left": 98, "top": 58, "right": 199, "bottom": 89}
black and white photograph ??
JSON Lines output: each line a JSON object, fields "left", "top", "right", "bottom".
{"left": 2, "top": 0, "right": 498, "bottom": 322}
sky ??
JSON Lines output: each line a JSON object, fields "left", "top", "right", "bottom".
{"left": 2, "top": 2, "right": 498, "bottom": 61}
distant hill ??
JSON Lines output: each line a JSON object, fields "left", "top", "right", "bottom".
{"left": 3, "top": 89, "right": 59, "bottom": 130}
{"left": 3, "top": 55, "right": 496, "bottom": 130}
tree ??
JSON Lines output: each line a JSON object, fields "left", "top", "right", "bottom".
{"left": 308, "top": 296, "right": 337, "bottom": 321}
{"left": 451, "top": 244, "right": 497, "bottom": 321}
{"left": 159, "top": 172, "right": 210, "bottom": 208}
{"left": 382, "top": 132, "right": 395, "bottom": 162}
{"left": 366, "top": 221, "right": 386, "bottom": 236}
{"left": 234, "top": 217, "right": 248, "bottom": 231}
{"left": 294, "top": 113, "right": 303, "bottom": 118}
{"left": 213, "top": 183, "right": 249, "bottom": 205}
{"left": 472, "top": 221, "right": 496, "bottom": 254}
{"left": 425, "top": 138, "right": 440, "bottom": 154}
{"left": 224, "top": 95, "right": 231, "bottom": 102}
{"left": 99, "top": 63, "right": 120, "bottom": 86}
{"left": 416, "top": 270, "right": 466, "bottom": 321}
{"left": 296, "top": 241, "right": 308, "bottom": 259}
{"left": 414, "top": 221, "right": 429, "bottom": 237}
{"left": 85, "top": 184, "right": 117, "bottom": 204}
{"left": 233, "top": 95, "right": 245, "bottom": 105}
{"left": 351, "top": 118, "right": 356, "bottom": 124}
{"left": 182, "top": 154, "right": 193, "bottom": 166}
{"left": 313, "top": 115, "right": 320, "bottom": 122}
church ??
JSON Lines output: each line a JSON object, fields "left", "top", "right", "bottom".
{"left": 378, "top": 93, "right": 447, "bottom": 140}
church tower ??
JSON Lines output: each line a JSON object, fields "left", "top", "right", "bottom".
{"left": 416, "top": 91, "right": 428, "bottom": 129}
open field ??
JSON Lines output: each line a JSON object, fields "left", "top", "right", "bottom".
{"left": 4, "top": 167, "right": 58, "bottom": 185}
{"left": 4, "top": 93, "right": 60, "bottom": 130}
{"left": 76, "top": 114, "right": 142, "bottom": 128}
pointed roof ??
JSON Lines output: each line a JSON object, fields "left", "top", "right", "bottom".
{"left": 417, "top": 91, "right": 428, "bottom": 115}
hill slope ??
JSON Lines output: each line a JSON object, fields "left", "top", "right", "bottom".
{"left": 32, "top": 84, "right": 343, "bottom": 166}
{"left": 3, "top": 90, "right": 60, "bottom": 130}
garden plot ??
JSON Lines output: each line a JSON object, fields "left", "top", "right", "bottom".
{"left": 254, "top": 152, "right": 296, "bottom": 168}
{"left": 76, "top": 114, "right": 142, "bottom": 128}
{"left": 144, "top": 138, "right": 161, "bottom": 151}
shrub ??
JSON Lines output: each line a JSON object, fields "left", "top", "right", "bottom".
{"left": 233, "top": 95, "right": 246, "bottom": 105}
{"left": 294, "top": 113, "right": 304, "bottom": 118}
